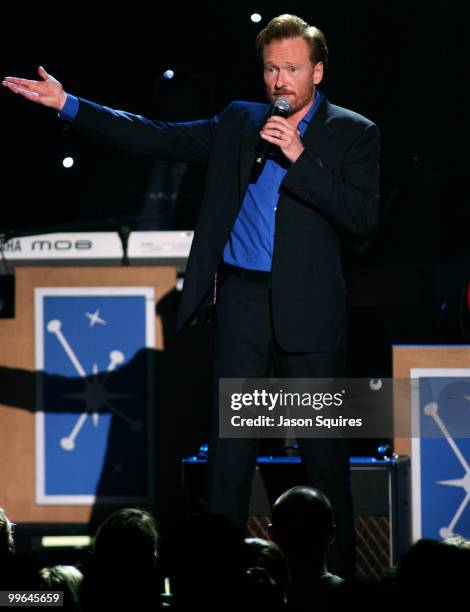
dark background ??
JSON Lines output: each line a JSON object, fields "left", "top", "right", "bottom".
{"left": 2, "top": 1, "right": 470, "bottom": 384}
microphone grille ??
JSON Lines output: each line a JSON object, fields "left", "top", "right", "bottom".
{"left": 274, "top": 96, "right": 291, "bottom": 113}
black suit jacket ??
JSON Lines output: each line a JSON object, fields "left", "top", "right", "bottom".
{"left": 73, "top": 95, "right": 380, "bottom": 351}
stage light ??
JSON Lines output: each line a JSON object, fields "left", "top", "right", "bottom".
{"left": 62, "top": 156, "right": 74, "bottom": 168}
{"left": 369, "top": 378, "right": 383, "bottom": 391}
{"left": 163, "top": 69, "right": 175, "bottom": 80}
{"left": 375, "top": 444, "right": 396, "bottom": 461}
{"left": 250, "top": 13, "right": 262, "bottom": 23}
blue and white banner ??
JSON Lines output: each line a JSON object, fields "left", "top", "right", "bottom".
{"left": 35, "top": 287, "right": 155, "bottom": 504}
{"left": 411, "top": 368, "right": 470, "bottom": 540}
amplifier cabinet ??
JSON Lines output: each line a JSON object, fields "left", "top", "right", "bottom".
{"left": 182, "top": 456, "right": 411, "bottom": 578}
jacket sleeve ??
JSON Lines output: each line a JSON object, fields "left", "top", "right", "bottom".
{"left": 70, "top": 97, "right": 221, "bottom": 163}
{"left": 281, "top": 122, "right": 380, "bottom": 237}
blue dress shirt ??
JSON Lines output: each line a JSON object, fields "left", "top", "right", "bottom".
{"left": 59, "top": 94, "right": 79, "bottom": 121}
{"left": 223, "top": 92, "right": 323, "bottom": 271}
{"left": 60, "top": 92, "right": 323, "bottom": 272}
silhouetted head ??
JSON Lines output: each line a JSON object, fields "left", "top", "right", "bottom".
{"left": 396, "top": 536, "right": 470, "bottom": 593}
{"left": 39, "top": 565, "right": 83, "bottom": 611}
{"left": 93, "top": 507, "right": 158, "bottom": 565}
{"left": 269, "top": 486, "right": 335, "bottom": 568}
{"left": 169, "top": 513, "right": 246, "bottom": 609}
{"left": 0, "top": 507, "right": 15, "bottom": 557}
{"left": 80, "top": 508, "right": 160, "bottom": 612}
{"left": 442, "top": 534, "right": 470, "bottom": 551}
{"left": 244, "top": 537, "right": 289, "bottom": 609}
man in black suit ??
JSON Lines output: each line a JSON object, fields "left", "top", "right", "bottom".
{"left": 3, "top": 14, "right": 380, "bottom": 576}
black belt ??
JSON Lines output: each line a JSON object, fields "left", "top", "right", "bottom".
{"left": 220, "top": 263, "right": 272, "bottom": 287}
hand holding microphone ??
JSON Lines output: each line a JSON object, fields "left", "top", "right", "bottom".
{"left": 257, "top": 96, "right": 305, "bottom": 166}
{"left": 253, "top": 96, "right": 291, "bottom": 173}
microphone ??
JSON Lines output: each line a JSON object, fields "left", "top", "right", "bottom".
{"left": 251, "top": 96, "right": 291, "bottom": 179}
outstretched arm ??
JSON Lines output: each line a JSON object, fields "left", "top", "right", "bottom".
{"left": 2, "top": 66, "right": 67, "bottom": 111}
{"left": 3, "top": 65, "right": 217, "bottom": 163}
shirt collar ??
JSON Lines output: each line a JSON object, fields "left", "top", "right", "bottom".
{"left": 300, "top": 90, "right": 323, "bottom": 126}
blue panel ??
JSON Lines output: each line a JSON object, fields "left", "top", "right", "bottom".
{"left": 41, "top": 294, "right": 151, "bottom": 499}
{"left": 418, "top": 377, "right": 470, "bottom": 539}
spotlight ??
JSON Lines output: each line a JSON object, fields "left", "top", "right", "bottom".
{"left": 162, "top": 69, "right": 175, "bottom": 80}
{"left": 62, "top": 156, "right": 74, "bottom": 169}
{"left": 250, "top": 13, "right": 262, "bottom": 23}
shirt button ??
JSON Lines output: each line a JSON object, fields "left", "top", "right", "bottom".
{"left": 224, "top": 225, "right": 230, "bottom": 232}
{"left": 274, "top": 207, "right": 277, "bottom": 211}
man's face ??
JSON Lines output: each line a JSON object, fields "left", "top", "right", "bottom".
{"left": 262, "top": 37, "right": 323, "bottom": 116}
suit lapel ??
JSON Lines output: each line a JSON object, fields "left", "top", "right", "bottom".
{"left": 300, "top": 96, "right": 334, "bottom": 153}
{"left": 238, "top": 106, "right": 269, "bottom": 200}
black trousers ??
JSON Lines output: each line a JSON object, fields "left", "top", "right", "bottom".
{"left": 205, "top": 272, "right": 355, "bottom": 577}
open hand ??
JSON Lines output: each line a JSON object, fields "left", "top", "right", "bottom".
{"left": 2, "top": 66, "right": 67, "bottom": 111}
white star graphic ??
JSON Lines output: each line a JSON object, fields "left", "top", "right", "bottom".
{"left": 438, "top": 472, "right": 470, "bottom": 495}
{"left": 85, "top": 309, "right": 107, "bottom": 327}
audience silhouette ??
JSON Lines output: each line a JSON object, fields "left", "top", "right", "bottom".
{"left": 79, "top": 507, "right": 161, "bottom": 611}
{"left": 268, "top": 486, "right": 344, "bottom": 611}
{"left": 39, "top": 565, "right": 83, "bottom": 611}
{"left": 2, "top": 494, "right": 470, "bottom": 612}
